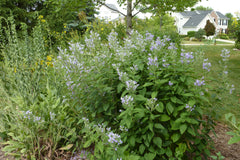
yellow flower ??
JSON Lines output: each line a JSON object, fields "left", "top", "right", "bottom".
{"left": 46, "top": 62, "right": 53, "bottom": 67}
{"left": 64, "top": 25, "right": 67, "bottom": 28}
{"left": 38, "top": 15, "right": 43, "bottom": 19}
{"left": 101, "top": 28, "right": 104, "bottom": 31}
{"left": 14, "top": 68, "right": 17, "bottom": 73}
{"left": 40, "top": 60, "right": 44, "bottom": 65}
{"left": 41, "top": 19, "right": 46, "bottom": 23}
{"left": 47, "top": 55, "right": 52, "bottom": 61}
{"left": 64, "top": 31, "right": 67, "bottom": 34}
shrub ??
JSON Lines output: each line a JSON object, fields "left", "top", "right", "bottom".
{"left": 55, "top": 30, "right": 214, "bottom": 159}
{"left": 218, "top": 33, "right": 229, "bottom": 39}
{"left": 195, "top": 29, "right": 206, "bottom": 41}
{"left": 204, "top": 20, "right": 215, "bottom": 36}
{"left": 187, "top": 31, "right": 196, "bottom": 37}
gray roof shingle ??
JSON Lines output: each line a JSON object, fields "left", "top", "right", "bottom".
{"left": 216, "top": 11, "right": 229, "bottom": 19}
{"left": 183, "top": 12, "right": 209, "bottom": 27}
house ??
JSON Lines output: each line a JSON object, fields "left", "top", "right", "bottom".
{"left": 95, "top": 3, "right": 122, "bottom": 22}
{"left": 172, "top": 10, "right": 229, "bottom": 35}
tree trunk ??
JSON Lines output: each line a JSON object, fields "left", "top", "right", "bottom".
{"left": 126, "top": 0, "right": 132, "bottom": 35}
{"left": 159, "top": 15, "right": 163, "bottom": 30}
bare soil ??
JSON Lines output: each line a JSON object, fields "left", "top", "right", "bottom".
{"left": 0, "top": 122, "right": 240, "bottom": 160}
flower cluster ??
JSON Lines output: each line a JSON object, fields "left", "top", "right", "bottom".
{"left": 107, "top": 132, "right": 123, "bottom": 145}
{"left": 220, "top": 48, "right": 230, "bottom": 61}
{"left": 180, "top": 52, "right": 194, "bottom": 64}
{"left": 125, "top": 80, "right": 139, "bottom": 92}
{"left": 121, "top": 95, "right": 134, "bottom": 107}
{"left": 147, "top": 55, "right": 158, "bottom": 67}
{"left": 194, "top": 77, "right": 205, "bottom": 86}
{"left": 203, "top": 58, "right": 211, "bottom": 72}
{"left": 185, "top": 104, "right": 196, "bottom": 111}
{"left": 22, "top": 110, "right": 44, "bottom": 123}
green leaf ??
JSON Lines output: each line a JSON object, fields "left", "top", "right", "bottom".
{"left": 143, "top": 82, "right": 154, "bottom": 87}
{"left": 153, "top": 137, "right": 162, "bottom": 148}
{"left": 135, "top": 95, "right": 147, "bottom": 101}
{"left": 228, "top": 136, "right": 240, "bottom": 144}
{"left": 187, "top": 127, "right": 196, "bottom": 136}
{"left": 156, "top": 102, "right": 164, "bottom": 113}
{"left": 129, "top": 136, "right": 136, "bottom": 146}
{"left": 117, "top": 83, "right": 124, "bottom": 93}
{"left": 59, "top": 144, "right": 73, "bottom": 150}
{"left": 144, "top": 153, "right": 156, "bottom": 160}
{"left": 83, "top": 140, "right": 92, "bottom": 148}
{"left": 154, "top": 123, "right": 165, "bottom": 130}
{"left": 160, "top": 114, "right": 170, "bottom": 122}
{"left": 166, "top": 102, "right": 174, "bottom": 115}
{"left": 183, "top": 93, "right": 194, "bottom": 97}
{"left": 139, "top": 144, "right": 145, "bottom": 154}
{"left": 151, "top": 91, "right": 158, "bottom": 98}
{"left": 171, "top": 133, "right": 181, "bottom": 142}
{"left": 103, "top": 104, "right": 109, "bottom": 111}
{"left": 180, "top": 124, "right": 188, "bottom": 134}
{"left": 170, "top": 97, "right": 177, "bottom": 103}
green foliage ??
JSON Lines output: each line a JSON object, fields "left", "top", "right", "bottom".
{"left": 193, "top": 6, "right": 213, "bottom": 11}
{"left": 210, "top": 152, "right": 225, "bottom": 160}
{"left": 187, "top": 31, "right": 196, "bottom": 37}
{"left": 55, "top": 30, "right": 214, "bottom": 159}
{"left": 204, "top": 20, "right": 216, "bottom": 37}
{"left": 0, "top": 17, "right": 83, "bottom": 159}
{"left": 217, "top": 33, "right": 229, "bottom": 39}
{"left": 225, "top": 113, "right": 240, "bottom": 144}
{"left": 195, "top": 29, "right": 206, "bottom": 41}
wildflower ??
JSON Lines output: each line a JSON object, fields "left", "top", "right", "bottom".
{"left": 47, "top": 55, "right": 52, "bottom": 61}
{"left": 229, "top": 84, "right": 235, "bottom": 94}
{"left": 41, "top": 19, "right": 46, "bottom": 23}
{"left": 185, "top": 104, "right": 195, "bottom": 111}
{"left": 147, "top": 56, "right": 158, "bottom": 67}
{"left": 14, "top": 67, "right": 17, "bottom": 73}
{"left": 107, "top": 132, "right": 122, "bottom": 145}
{"left": 38, "top": 15, "right": 43, "bottom": 19}
{"left": 101, "top": 28, "right": 104, "bottom": 31}
{"left": 125, "top": 80, "right": 139, "bottom": 92}
{"left": 169, "top": 81, "right": 173, "bottom": 86}
{"left": 146, "top": 32, "right": 154, "bottom": 41}
{"left": 220, "top": 49, "right": 230, "bottom": 61}
{"left": 194, "top": 77, "right": 205, "bottom": 86}
{"left": 121, "top": 95, "right": 134, "bottom": 106}
{"left": 203, "top": 59, "right": 211, "bottom": 72}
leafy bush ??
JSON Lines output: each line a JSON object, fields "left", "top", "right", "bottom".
{"left": 187, "top": 31, "right": 196, "bottom": 37}
{"left": 225, "top": 113, "right": 240, "bottom": 144}
{"left": 218, "top": 33, "right": 229, "bottom": 39}
{"left": 204, "top": 20, "right": 215, "bottom": 37}
{"left": 195, "top": 29, "right": 206, "bottom": 41}
{"left": 55, "top": 30, "right": 214, "bottom": 159}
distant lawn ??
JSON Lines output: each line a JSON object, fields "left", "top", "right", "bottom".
{"left": 182, "top": 39, "right": 234, "bottom": 45}
{"left": 183, "top": 45, "right": 240, "bottom": 120}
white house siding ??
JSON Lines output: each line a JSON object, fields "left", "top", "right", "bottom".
{"left": 181, "top": 14, "right": 216, "bottom": 35}
{"left": 172, "top": 13, "right": 190, "bottom": 35}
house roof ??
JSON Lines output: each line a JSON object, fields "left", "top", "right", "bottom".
{"left": 183, "top": 12, "right": 209, "bottom": 27}
{"left": 216, "top": 11, "right": 229, "bottom": 19}
{"left": 180, "top": 10, "right": 212, "bottom": 17}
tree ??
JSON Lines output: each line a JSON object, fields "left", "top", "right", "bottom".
{"left": 193, "top": 5, "right": 213, "bottom": 11}
{"left": 96, "top": 0, "right": 201, "bottom": 34}
{"left": 204, "top": 20, "right": 216, "bottom": 36}
{"left": 0, "top": 0, "right": 96, "bottom": 33}
{"left": 0, "top": 0, "right": 45, "bottom": 31}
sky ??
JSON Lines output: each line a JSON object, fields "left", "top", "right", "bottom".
{"left": 195, "top": 0, "right": 240, "bottom": 15}
{"left": 104, "top": 0, "right": 240, "bottom": 17}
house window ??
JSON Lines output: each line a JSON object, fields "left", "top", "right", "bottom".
{"left": 223, "top": 19, "right": 227, "bottom": 25}
{"left": 218, "top": 19, "right": 221, "bottom": 25}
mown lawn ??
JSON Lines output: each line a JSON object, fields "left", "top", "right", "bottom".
{"left": 183, "top": 44, "right": 240, "bottom": 120}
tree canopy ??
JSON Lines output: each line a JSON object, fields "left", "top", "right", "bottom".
{"left": 0, "top": 0, "right": 96, "bottom": 33}
{"left": 193, "top": 5, "right": 213, "bottom": 11}
{"left": 96, "top": 0, "right": 201, "bottom": 33}
{"left": 204, "top": 20, "right": 216, "bottom": 36}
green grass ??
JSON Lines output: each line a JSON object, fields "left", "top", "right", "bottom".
{"left": 183, "top": 45, "right": 240, "bottom": 120}
{"left": 182, "top": 39, "right": 233, "bottom": 45}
